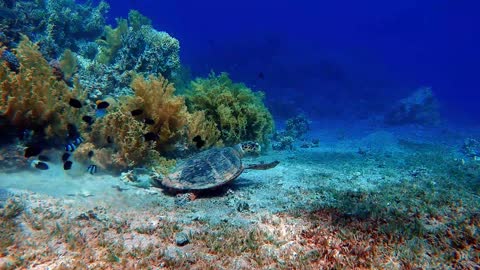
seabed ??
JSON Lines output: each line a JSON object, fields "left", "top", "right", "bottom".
{"left": 0, "top": 122, "right": 479, "bottom": 269}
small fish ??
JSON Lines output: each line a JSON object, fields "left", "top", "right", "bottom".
{"left": 96, "top": 101, "right": 109, "bottom": 109}
{"left": 20, "top": 129, "right": 33, "bottom": 141}
{"left": 144, "top": 118, "right": 155, "bottom": 125}
{"left": 144, "top": 132, "right": 158, "bottom": 141}
{"left": 62, "top": 152, "right": 71, "bottom": 162}
{"left": 106, "top": 136, "right": 113, "bottom": 144}
{"left": 131, "top": 109, "right": 143, "bottom": 116}
{"left": 24, "top": 145, "right": 42, "bottom": 158}
{"left": 65, "top": 143, "right": 76, "bottom": 152}
{"left": 87, "top": 164, "right": 97, "bottom": 175}
{"left": 32, "top": 160, "right": 49, "bottom": 170}
{"left": 63, "top": 161, "right": 73, "bottom": 170}
{"left": 192, "top": 135, "right": 206, "bottom": 149}
{"left": 82, "top": 115, "right": 95, "bottom": 125}
{"left": 95, "top": 109, "right": 107, "bottom": 118}
{"left": 69, "top": 98, "right": 82, "bottom": 108}
{"left": 88, "top": 150, "right": 94, "bottom": 158}
{"left": 73, "top": 137, "right": 84, "bottom": 145}
{"left": 258, "top": 72, "right": 265, "bottom": 80}
{"left": 67, "top": 124, "right": 79, "bottom": 138}
{"left": 38, "top": 155, "right": 50, "bottom": 162}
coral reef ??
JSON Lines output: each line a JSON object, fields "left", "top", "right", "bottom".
{"left": 186, "top": 72, "right": 274, "bottom": 146}
{"left": 0, "top": 2, "right": 275, "bottom": 175}
{"left": 272, "top": 114, "right": 313, "bottom": 150}
{"left": 79, "top": 10, "right": 181, "bottom": 98}
{"left": 1, "top": 0, "right": 108, "bottom": 59}
{"left": 285, "top": 113, "right": 310, "bottom": 139}
{"left": 0, "top": 36, "right": 85, "bottom": 140}
{"left": 385, "top": 87, "right": 440, "bottom": 126}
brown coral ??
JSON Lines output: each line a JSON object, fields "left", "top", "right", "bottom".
{"left": 88, "top": 110, "right": 153, "bottom": 169}
{"left": 128, "top": 73, "right": 189, "bottom": 153}
{"left": 84, "top": 73, "right": 224, "bottom": 171}
{"left": 0, "top": 36, "right": 85, "bottom": 139}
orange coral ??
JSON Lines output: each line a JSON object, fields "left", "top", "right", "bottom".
{"left": 0, "top": 36, "right": 85, "bottom": 139}
{"left": 129, "top": 73, "right": 189, "bottom": 153}
{"left": 88, "top": 110, "right": 153, "bottom": 168}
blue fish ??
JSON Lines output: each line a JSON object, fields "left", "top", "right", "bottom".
{"left": 62, "top": 152, "right": 71, "bottom": 162}
{"left": 31, "top": 160, "right": 49, "bottom": 170}
{"left": 65, "top": 143, "right": 76, "bottom": 152}
{"left": 87, "top": 164, "right": 97, "bottom": 175}
{"left": 63, "top": 161, "right": 73, "bottom": 170}
{"left": 73, "top": 137, "right": 84, "bottom": 145}
{"left": 96, "top": 109, "right": 107, "bottom": 118}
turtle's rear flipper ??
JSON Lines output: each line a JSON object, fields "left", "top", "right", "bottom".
{"left": 245, "top": 160, "right": 280, "bottom": 170}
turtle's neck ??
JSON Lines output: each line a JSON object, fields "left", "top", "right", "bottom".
{"left": 232, "top": 143, "right": 245, "bottom": 158}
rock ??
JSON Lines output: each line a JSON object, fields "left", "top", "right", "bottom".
{"left": 385, "top": 87, "right": 440, "bottom": 126}
{"left": 120, "top": 167, "right": 153, "bottom": 189}
{"left": 174, "top": 193, "right": 195, "bottom": 206}
{"left": 236, "top": 201, "right": 250, "bottom": 212}
{"left": 462, "top": 138, "right": 480, "bottom": 158}
{"left": 175, "top": 232, "right": 189, "bottom": 246}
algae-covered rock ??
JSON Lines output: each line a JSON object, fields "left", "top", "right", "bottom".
{"left": 385, "top": 87, "right": 440, "bottom": 126}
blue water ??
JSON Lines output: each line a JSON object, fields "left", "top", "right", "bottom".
{"left": 1, "top": 1, "right": 479, "bottom": 268}
{"left": 107, "top": 0, "right": 480, "bottom": 124}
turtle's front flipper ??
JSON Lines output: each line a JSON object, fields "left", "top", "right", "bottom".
{"left": 245, "top": 160, "right": 280, "bottom": 170}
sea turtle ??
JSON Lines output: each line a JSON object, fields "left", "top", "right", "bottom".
{"left": 154, "top": 141, "right": 279, "bottom": 193}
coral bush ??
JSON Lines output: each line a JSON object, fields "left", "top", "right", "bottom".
{"left": 95, "top": 19, "right": 129, "bottom": 64}
{"left": 128, "top": 73, "right": 188, "bottom": 153}
{"left": 85, "top": 110, "right": 168, "bottom": 171}
{"left": 0, "top": 36, "right": 84, "bottom": 139}
{"left": 186, "top": 111, "right": 222, "bottom": 149}
{"left": 83, "top": 73, "right": 190, "bottom": 171}
{"left": 185, "top": 72, "right": 274, "bottom": 146}
{"left": 59, "top": 49, "right": 78, "bottom": 81}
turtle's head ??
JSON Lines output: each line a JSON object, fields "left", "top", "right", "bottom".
{"left": 234, "top": 141, "right": 261, "bottom": 157}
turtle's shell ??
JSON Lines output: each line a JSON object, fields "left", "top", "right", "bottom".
{"left": 161, "top": 147, "right": 244, "bottom": 191}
